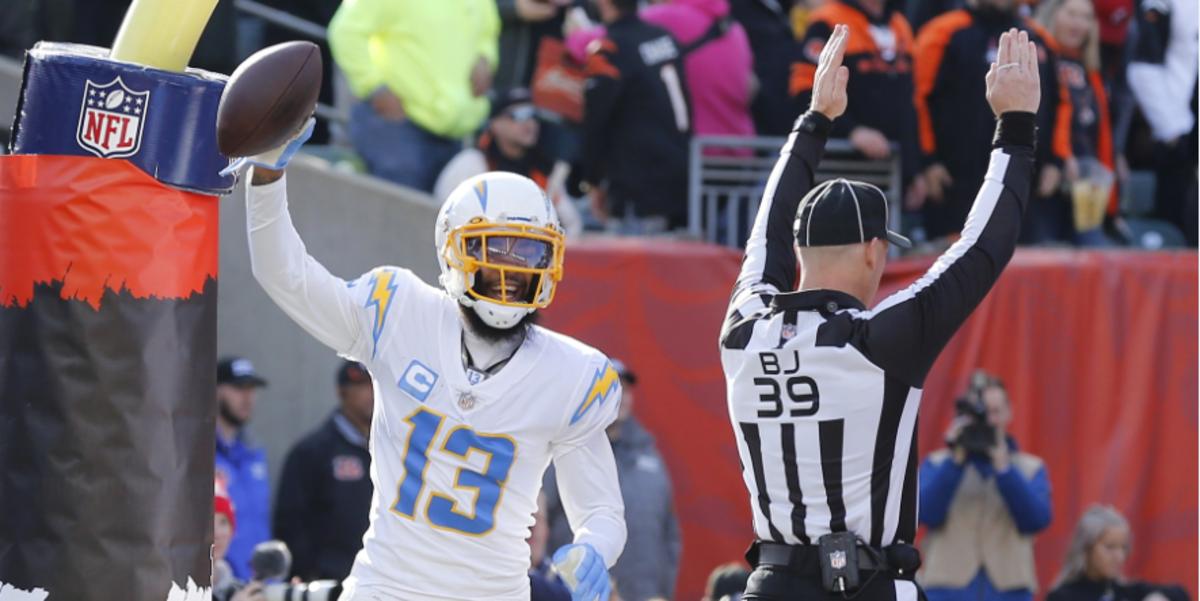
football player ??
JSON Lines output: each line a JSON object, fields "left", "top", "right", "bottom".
{"left": 228, "top": 124, "right": 625, "bottom": 601}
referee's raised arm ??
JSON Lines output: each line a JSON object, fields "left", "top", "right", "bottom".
{"left": 860, "top": 29, "right": 1043, "bottom": 388}
{"left": 722, "top": 25, "right": 852, "bottom": 343}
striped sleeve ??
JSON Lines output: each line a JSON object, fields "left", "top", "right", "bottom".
{"left": 721, "top": 111, "right": 831, "bottom": 346}
{"left": 858, "top": 116, "right": 1035, "bottom": 387}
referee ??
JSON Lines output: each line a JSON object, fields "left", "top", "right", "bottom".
{"left": 720, "top": 26, "right": 1042, "bottom": 601}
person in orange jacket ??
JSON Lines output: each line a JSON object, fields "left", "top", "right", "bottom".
{"left": 912, "top": 0, "right": 1073, "bottom": 241}
{"left": 1036, "top": 0, "right": 1118, "bottom": 245}
{"left": 790, "top": 0, "right": 924, "bottom": 206}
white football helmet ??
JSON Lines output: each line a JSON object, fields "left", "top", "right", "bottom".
{"left": 436, "top": 172, "right": 565, "bottom": 329}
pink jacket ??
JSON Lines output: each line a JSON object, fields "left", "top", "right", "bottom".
{"left": 568, "top": 0, "right": 756, "bottom": 143}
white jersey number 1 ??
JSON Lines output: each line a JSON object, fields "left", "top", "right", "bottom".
{"left": 660, "top": 64, "right": 690, "bottom": 133}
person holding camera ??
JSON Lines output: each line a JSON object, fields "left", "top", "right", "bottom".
{"left": 918, "top": 372, "right": 1052, "bottom": 601}
{"left": 214, "top": 482, "right": 268, "bottom": 601}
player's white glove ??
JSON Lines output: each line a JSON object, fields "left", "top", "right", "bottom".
{"left": 219, "top": 117, "right": 315, "bottom": 177}
{"left": 552, "top": 543, "right": 610, "bottom": 601}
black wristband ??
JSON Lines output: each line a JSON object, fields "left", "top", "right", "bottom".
{"left": 795, "top": 110, "right": 834, "bottom": 136}
{"left": 993, "top": 111, "right": 1037, "bottom": 150}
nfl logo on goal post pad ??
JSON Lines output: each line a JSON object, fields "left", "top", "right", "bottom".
{"left": 76, "top": 77, "right": 150, "bottom": 159}
{"left": 10, "top": 42, "right": 233, "bottom": 193}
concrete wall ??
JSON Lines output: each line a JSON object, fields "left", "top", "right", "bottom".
{"left": 217, "top": 156, "right": 440, "bottom": 493}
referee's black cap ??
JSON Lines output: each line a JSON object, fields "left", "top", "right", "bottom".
{"left": 794, "top": 179, "right": 911, "bottom": 249}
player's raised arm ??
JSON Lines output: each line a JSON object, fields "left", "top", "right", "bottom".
{"left": 863, "top": 29, "right": 1041, "bottom": 387}
{"left": 723, "top": 25, "right": 849, "bottom": 334}
{"left": 242, "top": 148, "right": 374, "bottom": 357}
{"left": 213, "top": 42, "right": 383, "bottom": 358}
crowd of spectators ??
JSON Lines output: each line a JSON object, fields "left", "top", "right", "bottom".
{"left": 0, "top": 0, "right": 1193, "bottom": 246}
{"left": 314, "top": 0, "right": 1193, "bottom": 247}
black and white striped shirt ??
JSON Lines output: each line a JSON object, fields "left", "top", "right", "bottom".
{"left": 720, "top": 111, "right": 1034, "bottom": 549}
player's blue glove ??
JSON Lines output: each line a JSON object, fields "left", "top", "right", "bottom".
{"left": 218, "top": 117, "right": 314, "bottom": 177}
{"left": 551, "top": 543, "right": 610, "bottom": 601}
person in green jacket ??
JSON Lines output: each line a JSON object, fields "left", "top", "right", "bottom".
{"left": 329, "top": 0, "right": 500, "bottom": 193}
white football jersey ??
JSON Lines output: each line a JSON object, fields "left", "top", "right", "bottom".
{"left": 245, "top": 177, "right": 625, "bottom": 601}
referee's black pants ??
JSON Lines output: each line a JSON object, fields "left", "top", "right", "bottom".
{"left": 743, "top": 544, "right": 927, "bottom": 601}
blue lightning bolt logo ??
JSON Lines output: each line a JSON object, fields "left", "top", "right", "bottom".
{"left": 473, "top": 180, "right": 488, "bottom": 212}
{"left": 570, "top": 362, "right": 620, "bottom": 425}
{"left": 365, "top": 269, "right": 397, "bottom": 358}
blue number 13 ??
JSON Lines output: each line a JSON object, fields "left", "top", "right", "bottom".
{"left": 391, "top": 408, "right": 517, "bottom": 535}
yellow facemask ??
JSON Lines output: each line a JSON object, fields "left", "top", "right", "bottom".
{"left": 443, "top": 220, "right": 565, "bottom": 309}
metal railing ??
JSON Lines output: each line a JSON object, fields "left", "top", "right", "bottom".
{"left": 688, "top": 136, "right": 902, "bottom": 247}
{"left": 0, "top": 53, "right": 23, "bottom": 137}
{"left": 233, "top": 0, "right": 347, "bottom": 127}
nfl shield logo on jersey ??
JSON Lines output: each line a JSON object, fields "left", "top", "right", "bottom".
{"left": 829, "top": 550, "right": 847, "bottom": 570}
{"left": 76, "top": 77, "right": 150, "bottom": 159}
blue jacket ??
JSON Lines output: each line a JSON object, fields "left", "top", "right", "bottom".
{"left": 216, "top": 430, "right": 272, "bottom": 580}
{"left": 918, "top": 441, "right": 1052, "bottom": 534}
{"left": 919, "top": 438, "right": 1052, "bottom": 601}
{"left": 926, "top": 570, "right": 1037, "bottom": 601}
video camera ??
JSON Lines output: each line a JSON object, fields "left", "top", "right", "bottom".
{"left": 250, "top": 540, "right": 343, "bottom": 601}
{"left": 950, "top": 371, "right": 1000, "bottom": 456}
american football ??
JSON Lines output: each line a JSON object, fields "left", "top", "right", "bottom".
{"left": 216, "top": 40, "right": 321, "bottom": 157}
